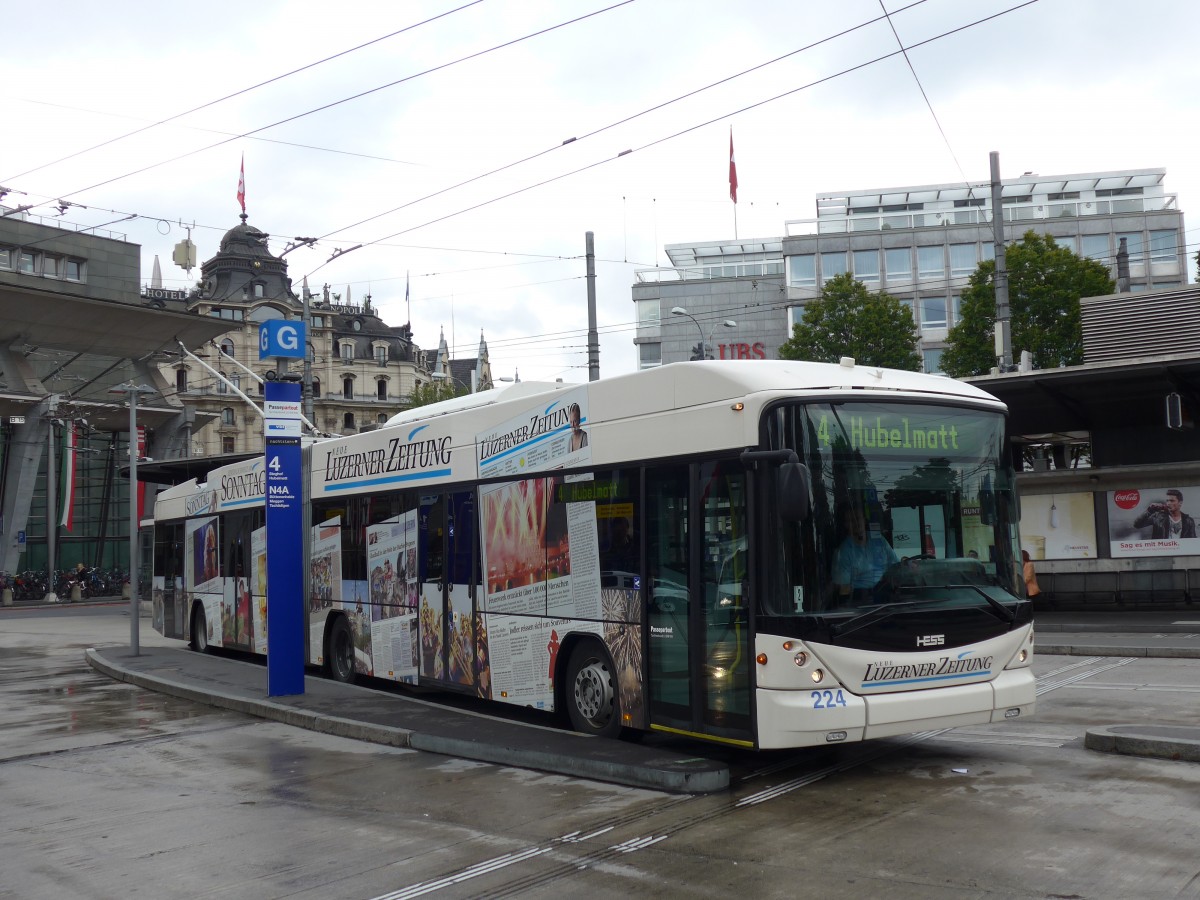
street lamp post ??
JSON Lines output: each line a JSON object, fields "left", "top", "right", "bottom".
{"left": 110, "top": 382, "right": 155, "bottom": 655}
{"left": 671, "top": 306, "right": 737, "bottom": 360}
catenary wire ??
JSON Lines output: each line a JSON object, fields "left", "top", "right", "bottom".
{"left": 0, "top": 1, "right": 487, "bottom": 184}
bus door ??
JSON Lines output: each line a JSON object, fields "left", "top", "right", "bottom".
{"left": 445, "top": 490, "right": 477, "bottom": 687}
{"left": 646, "top": 460, "right": 752, "bottom": 745}
{"left": 418, "top": 491, "right": 478, "bottom": 686}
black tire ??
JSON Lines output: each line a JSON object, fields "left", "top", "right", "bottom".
{"left": 327, "top": 616, "right": 356, "bottom": 684}
{"left": 565, "top": 642, "right": 621, "bottom": 737}
{"left": 190, "top": 603, "right": 208, "bottom": 653}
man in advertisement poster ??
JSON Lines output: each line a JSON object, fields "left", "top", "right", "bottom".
{"left": 1134, "top": 489, "right": 1196, "bottom": 540}
{"left": 567, "top": 403, "right": 588, "bottom": 452}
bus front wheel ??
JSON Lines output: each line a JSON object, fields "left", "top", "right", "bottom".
{"left": 565, "top": 642, "right": 620, "bottom": 738}
{"left": 190, "top": 604, "right": 208, "bottom": 653}
{"left": 327, "top": 616, "right": 356, "bottom": 684}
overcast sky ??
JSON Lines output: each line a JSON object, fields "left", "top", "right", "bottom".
{"left": 5, "top": 0, "right": 1199, "bottom": 383}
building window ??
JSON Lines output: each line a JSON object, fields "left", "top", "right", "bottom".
{"left": 949, "top": 243, "right": 977, "bottom": 278}
{"left": 219, "top": 339, "right": 235, "bottom": 358}
{"left": 1149, "top": 229, "right": 1179, "bottom": 262}
{"left": 343, "top": 376, "right": 354, "bottom": 399}
{"left": 343, "top": 412, "right": 355, "bottom": 430}
{"left": 217, "top": 371, "right": 228, "bottom": 394}
{"left": 1081, "top": 234, "right": 1108, "bottom": 262}
{"left": 1049, "top": 234, "right": 1076, "bottom": 254}
{"left": 950, "top": 295, "right": 962, "bottom": 326}
{"left": 374, "top": 345, "right": 388, "bottom": 366}
{"left": 884, "top": 248, "right": 911, "bottom": 283}
{"left": 820, "top": 251, "right": 847, "bottom": 281}
{"left": 230, "top": 373, "right": 240, "bottom": 392}
{"left": 340, "top": 342, "right": 354, "bottom": 361}
{"left": 42, "top": 255, "right": 60, "bottom": 278}
{"left": 923, "top": 348, "right": 944, "bottom": 374}
{"left": 1116, "top": 232, "right": 1145, "bottom": 263}
{"left": 638, "top": 342, "right": 661, "bottom": 369}
{"left": 920, "top": 296, "right": 947, "bottom": 331}
{"left": 636, "top": 298, "right": 661, "bottom": 326}
{"left": 254, "top": 283, "right": 265, "bottom": 299}
{"left": 18, "top": 251, "right": 36, "bottom": 274}
{"left": 176, "top": 369, "right": 187, "bottom": 393}
{"left": 312, "top": 377, "right": 321, "bottom": 398}
{"left": 852, "top": 250, "right": 879, "bottom": 283}
{"left": 788, "top": 254, "right": 816, "bottom": 288}
{"left": 221, "top": 407, "right": 235, "bottom": 426}
{"left": 0, "top": 246, "right": 11, "bottom": 269}
{"left": 917, "top": 246, "right": 943, "bottom": 280}
{"left": 376, "top": 379, "right": 387, "bottom": 401}
{"left": 378, "top": 413, "right": 388, "bottom": 425}
{"left": 222, "top": 436, "right": 236, "bottom": 454}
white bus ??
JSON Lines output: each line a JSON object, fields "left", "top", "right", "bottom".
{"left": 152, "top": 359, "right": 1036, "bottom": 749}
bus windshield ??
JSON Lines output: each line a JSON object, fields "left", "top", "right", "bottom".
{"left": 762, "top": 400, "right": 1023, "bottom": 617}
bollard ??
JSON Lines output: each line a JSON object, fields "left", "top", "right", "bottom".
{"left": 122, "top": 582, "right": 132, "bottom": 600}
{"left": 2, "top": 587, "right": 11, "bottom": 607}
{"left": 70, "top": 584, "right": 82, "bottom": 602}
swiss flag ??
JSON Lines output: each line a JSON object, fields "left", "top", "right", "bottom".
{"left": 237, "top": 154, "right": 246, "bottom": 214}
{"left": 728, "top": 131, "right": 738, "bottom": 204}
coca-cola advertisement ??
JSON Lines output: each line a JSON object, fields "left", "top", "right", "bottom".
{"left": 1107, "top": 486, "right": 1200, "bottom": 557}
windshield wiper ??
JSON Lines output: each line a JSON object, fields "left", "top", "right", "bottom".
{"left": 961, "top": 584, "right": 1017, "bottom": 623}
{"left": 831, "top": 600, "right": 932, "bottom": 638}
{"left": 905, "top": 583, "right": 1018, "bottom": 624}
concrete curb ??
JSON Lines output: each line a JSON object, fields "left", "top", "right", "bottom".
{"left": 85, "top": 648, "right": 416, "bottom": 750}
{"left": 84, "top": 648, "right": 729, "bottom": 794}
{"left": 1037, "top": 644, "right": 1200, "bottom": 658}
{"left": 1085, "top": 724, "right": 1200, "bottom": 764}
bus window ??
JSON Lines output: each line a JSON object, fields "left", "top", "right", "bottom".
{"left": 595, "top": 468, "right": 639, "bottom": 583}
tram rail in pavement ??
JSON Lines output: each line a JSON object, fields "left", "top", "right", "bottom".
{"left": 71, "top": 604, "right": 1200, "bottom": 785}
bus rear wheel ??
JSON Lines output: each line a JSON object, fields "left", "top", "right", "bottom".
{"left": 565, "top": 642, "right": 620, "bottom": 737}
{"left": 190, "top": 604, "right": 208, "bottom": 653}
{"left": 327, "top": 616, "right": 355, "bottom": 684}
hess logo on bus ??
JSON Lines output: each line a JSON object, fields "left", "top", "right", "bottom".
{"left": 916, "top": 634, "right": 945, "bottom": 647}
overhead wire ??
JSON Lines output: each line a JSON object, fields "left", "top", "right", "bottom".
{"left": 1, "top": 1, "right": 487, "bottom": 184}
{"left": 40, "top": 1, "right": 639, "bottom": 204}
{"left": 299, "top": 0, "right": 1044, "bottom": 280}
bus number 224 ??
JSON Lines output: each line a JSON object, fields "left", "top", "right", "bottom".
{"left": 811, "top": 689, "right": 848, "bottom": 709}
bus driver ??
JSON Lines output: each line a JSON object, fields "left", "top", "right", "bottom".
{"left": 832, "top": 503, "right": 899, "bottom": 604}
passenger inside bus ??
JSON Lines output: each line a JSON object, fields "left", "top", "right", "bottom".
{"left": 831, "top": 502, "right": 899, "bottom": 604}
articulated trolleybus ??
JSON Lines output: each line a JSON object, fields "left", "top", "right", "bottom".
{"left": 151, "top": 359, "right": 1035, "bottom": 749}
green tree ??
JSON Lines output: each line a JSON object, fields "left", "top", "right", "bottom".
{"left": 940, "top": 230, "right": 1114, "bottom": 377}
{"left": 778, "top": 272, "right": 921, "bottom": 371}
{"left": 406, "top": 378, "right": 468, "bottom": 409}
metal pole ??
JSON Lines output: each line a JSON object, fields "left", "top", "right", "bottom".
{"left": 303, "top": 287, "right": 314, "bottom": 426}
{"left": 128, "top": 389, "right": 139, "bottom": 654}
{"left": 586, "top": 232, "right": 599, "bottom": 381}
{"left": 990, "top": 151, "right": 1012, "bottom": 371}
{"left": 46, "top": 422, "right": 56, "bottom": 600}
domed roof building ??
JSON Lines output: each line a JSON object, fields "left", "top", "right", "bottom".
{"left": 165, "top": 215, "right": 458, "bottom": 456}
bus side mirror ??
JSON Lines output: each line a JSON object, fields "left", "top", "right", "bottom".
{"left": 778, "top": 462, "right": 811, "bottom": 522}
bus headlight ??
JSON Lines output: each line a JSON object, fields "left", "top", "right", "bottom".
{"left": 793, "top": 651, "right": 808, "bottom": 667}
{"left": 811, "top": 668, "right": 824, "bottom": 684}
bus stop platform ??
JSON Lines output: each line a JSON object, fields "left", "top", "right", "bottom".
{"left": 84, "top": 645, "right": 730, "bottom": 795}
{"left": 84, "top": 610, "right": 1200, "bottom": 789}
